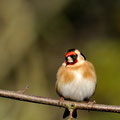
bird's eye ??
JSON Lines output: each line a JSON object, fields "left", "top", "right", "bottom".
{"left": 76, "top": 54, "right": 78, "bottom": 58}
{"left": 71, "top": 54, "right": 78, "bottom": 60}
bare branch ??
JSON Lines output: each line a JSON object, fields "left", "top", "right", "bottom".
{"left": 0, "top": 89, "right": 120, "bottom": 113}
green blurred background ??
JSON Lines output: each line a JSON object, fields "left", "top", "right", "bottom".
{"left": 0, "top": 0, "right": 120, "bottom": 120}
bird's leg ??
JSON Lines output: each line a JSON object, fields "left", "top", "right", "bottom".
{"left": 58, "top": 97, "right": 64, "bottom": 105}
{"left": 17, "top": 85, "right": 29, "bottom": 94}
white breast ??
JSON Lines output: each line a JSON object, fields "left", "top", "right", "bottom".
{"left": 59, "top": 71, "right": 96, "bottom": 101}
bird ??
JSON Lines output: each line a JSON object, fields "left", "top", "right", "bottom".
{"left": 55, "top": 48, "right": 97, "bottom": 119}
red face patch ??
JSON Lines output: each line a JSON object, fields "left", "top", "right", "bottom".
{"left": 65, "top": 51, "right": 78, "bottom": 65}
{"left": 65, "top": 51, "right": 76, "bottom": 57}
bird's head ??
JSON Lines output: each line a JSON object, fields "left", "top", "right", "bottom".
{"left": 65, "top": 48, "right": 86, "bottom": 66}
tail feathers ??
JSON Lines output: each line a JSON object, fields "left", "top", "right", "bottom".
{"left": 63, "top": 108, "right": 70, "bottom": 119}
{"left": 63, "top": 108, "right": 77, "bottom": 119}
{"left": 72, "top": 109, "right": 77, "bottom": 118}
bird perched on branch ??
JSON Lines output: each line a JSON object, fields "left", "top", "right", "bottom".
{"left": 56, "top": 48, "right": 97, "bottom": 119}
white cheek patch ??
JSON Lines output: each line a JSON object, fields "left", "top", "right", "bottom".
{"left": 60, "top": 72, "right": 96, "bottom": 101}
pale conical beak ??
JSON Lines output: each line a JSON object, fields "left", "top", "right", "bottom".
{"left": 67, "top": 56, "right": 73, "bottom": 63}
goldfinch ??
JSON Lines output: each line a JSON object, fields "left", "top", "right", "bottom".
{"left": 56, "top": 48, "right": 97, "bottom": 119}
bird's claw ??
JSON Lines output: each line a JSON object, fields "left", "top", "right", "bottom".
{"left": 58, "top": 97, "right": 64, "bottom": 105}
{"left": 87, "top": 100, "right": 96, "bottom": 109}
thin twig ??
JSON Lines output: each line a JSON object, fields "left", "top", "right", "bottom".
{"left": 0, "top": 89, "right": 120, "bottom": 114}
